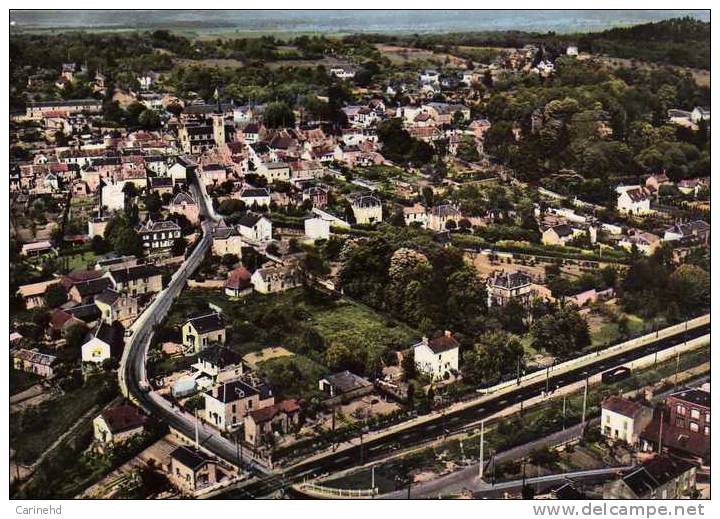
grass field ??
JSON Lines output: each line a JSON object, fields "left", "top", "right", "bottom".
{"left": 159, "top": 287, "right": 421, "bottom": 380}
{"left": 10, "top": 374, "right": 112, "bottom": 464}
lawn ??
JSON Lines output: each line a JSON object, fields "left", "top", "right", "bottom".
{"left": 62, "top": 250, "right": 99, "bottom": 272}
{"left": 309, "top": 298, "right": 420, "bottom": 362}
{"left": 158, "top": 287, "right": 421, "bottom": 381}
{"left": 589, "top": 312, "right": 647, "bottom": 348}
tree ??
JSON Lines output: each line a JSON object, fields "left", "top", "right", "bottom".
{"left": 667, "top": 264, "right": 710, "bottom": 314}
{"left": 114, "top": 227, "right": 144, "bottom": 257}
{"left": 91, "top": 235, "right": 109, "bottom": 255}
{"left": 138, "top": 109, "right": 161, "bottom": 130}
{"left": 401, "top": 350, "right": 416, "bottom": 380}
{"left": 171, "top": 237, "right": 188, "bottom": 257}
{"left": 44, "top": 284, "right": 67, "bottom": 308}
{"left": 221, "top": 253, "right": 239, "bottom": 268}
{"left": 263, "top": 101, "right": 295, "bottom": 129}
{"left": 464, "top": 331, "right": 524, "bottom": 385}
{"left": 531, "top": 306, "right": 590, "bottom": 358}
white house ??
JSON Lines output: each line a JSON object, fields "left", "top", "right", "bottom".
{"left": 691, "top": 107, "right": 710, "bottom": 124}
{"left": 237, "top": 214, "right": 272, "bottom": 242}
{"left": 351, "top": 195, "right": 383, "bottom": 224}
{"left": 413, "top": 331, "right": 460, "bottom": 381}
{"left": 81, "top": 323, "right": 123, "bottom": 364}
{"left": 237, "top": 187, "right": 271, "bottom": 208}
{"left": 101, "top": 182, "right": 126, "bottom": 212}
{"left": 616, "top": 185, "right": 651, "bottom": 215}
{"left": 305, "top": 217, "right": 331, "bottom": 240}
{"left": 600, "top": 395, "right": 653, "bottom": 446}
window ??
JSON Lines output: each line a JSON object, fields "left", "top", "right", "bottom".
{"left": 677, "top": 404, "right": 686, "bottom": 416}
{"left": 689, "top": 422, "right": 699, "bottom": 433}
{"left": 690, "top": 409, "right": 700, "bottom": 420}
{"left": 706, "top": 413, "right": 710, "bottom": 423}
{"left": 623, "top": 421, "right": 629, "bottom": 430}
{"left": 704, "top": 426, "right": 710, "bottom": 436}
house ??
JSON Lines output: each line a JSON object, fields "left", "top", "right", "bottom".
{"left": 677, "top": 178, "right": 709, "bottom": 196}
{"left": 47, "top": 309, "right": 85, "bottom": 339}
{"left": 212, "top": 224, "right": 244, "bottom": 257}
{"left": 639, "top": 388, "right": 710, "bottom": 463}
{"left": 181, "top": 313, "right": 226, "bottom": 354}
{"left": 11, "top": 349, "right": 57, "bottom": 378}
{"left": 106, "top": 264, "right": 163, "bottom": 296}
{"left": 68, "top": 276, "right": 113, "bottom": 304}
{"left": 237, "top": 187, "right": 271, "bottom": 208}
{"left": 616, "top": 186, "right": 652, "bottom": 215}
{"left": 257, "top": 161, "right": 291, "bottom": 182}
{"left": 101, "top": 182, "right": 126, "bottom": 212}
{"left": 304, "top": 216, "right": 331, "bottom": 240}
{"left": 88, "top": 216, "right": 110, "bottom": 238}
{"left": 603, "top": 456, "right": 697, "bottom": 499}
{"left": 21, "top": 240, "right": 55, "bottom": 257}
{"left": 319, "top": 371, "right": 374, "bottom": 405}
{"left": 251, "top": 265, "right": 302, "bottom": 294}
{"left": 311, "top": 207, "right": 351, "bottom": 229}
{"left": 193, "top": 344, "right": 245, "bottom": 384}
{"left": 237, "top": 214, "right": 272, "bottom": 242}
{"left": 600, "top": 395, "right": 653, "bottom": 445}
{"left": 224, "top": 267, "right": 253, "bottom": 298}
{"left": 302, "top": 186, "right": 328, "bottom": 208}
{"left": 427, "top": 204, "right": 461, "bottom": 232}
{"left": 663, "top": 220, "right": 710, "bottom": 245}
{"left": 168, "top": 192, "right": 200, "bottom": 224}
{"left": 168, "top": 446, "right": 220, "bottom": 495}
{"left": 567, "top": 288, "right": 615, "bottom": 307}
{"left": 403, "top": 204, "right": 428, "bottom": 228}
{"left": 149, "top": 176, "right": 174, "bottom": 195}
{"left": 691, "top": 106, "right": 710, "bottom": 123}
{"left": 81, "top": 322, "right": 125, "bottom": 365}
{"left": 16, "top": 279, "right": 61, "bottom": 309}
{"left": 244, "top": 399, "right": 301, "bottom": 446}
{"left": 542, "top": 224, "right": 575, "bottom": 246}
{"left": 645, "top": 172, "right": 672, "bottom": 193}
{"left": 203, "top": 379, "right": 274, "bottom": 431}
{"left": 26, "top": 98, "right": 102, "bottom": 119}
{"left": 93, "top": 405, "right": 147, "bottom": 446}
{"left": 486, "top": 271, "right": 534, "bottom": 308}
{"left": 329, "top": 66, "right": 356, "bottom": 79}
{"left": 137, "top": 219, "right": 182, "bottom": 251}
{"left": 94, "top": 289, "right": 139, "bottom": 324}
{"left": 351, "top": 195, "right": 383, "bottom": 224}
{"left": 413, "top": 331, "right": 460, "bottom": 381}
{"left": 619, "top": 230, "right": 662, "bottom": 256}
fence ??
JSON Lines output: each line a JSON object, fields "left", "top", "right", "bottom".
{"left": 292, "top": 482, "right": 377, "bottom": 499}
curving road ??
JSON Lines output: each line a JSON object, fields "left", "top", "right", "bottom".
{"left": 119, "top": 173, "right": 272, "bottom": 475}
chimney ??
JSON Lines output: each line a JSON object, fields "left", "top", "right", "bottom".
{"left": 444, "top": 330, "right": 452, "bottom": 337}
{"left": 422, "top": 336, "right": 429, "bottom": 345}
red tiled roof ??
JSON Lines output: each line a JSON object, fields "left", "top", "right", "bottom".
{"left": 224, "top": 267, "right": 252, "bottom": 291}
{"left": 602, "top": 395, "right": 646, "bottom": 419}
{"left": 100, "top": 405, "right": 148, "bottom": 434}
{"left": 249, "top": 399, "right": 300, "bottom": 424}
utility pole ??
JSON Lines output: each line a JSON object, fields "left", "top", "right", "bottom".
{"left": 194, "top": 408, "right": 199, "bottom": 449}
{"left": 658, "top": 408, "right": 665, "bottom": 453}
{"left": 581, "top": 374, "right": 589, "bottom": 428}
{"left": 675, "top": 347, "right": 680, "bottom": 389}
{"left": 479, "top": 419, "right": 485, "bottom": 479}
{"left": 371, "top": 465, "right": 375, "bottom": 498}
{"left": 562, "top": 395, "right": 567, "bottom": 430}
{"left": 545, "top": 364, "right": 550, "bottom": 395}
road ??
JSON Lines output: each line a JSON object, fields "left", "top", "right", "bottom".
{"left": 226, "top": 323, "right": 709, "bottom": 498}
{"left": 119, "top": 173, "right": 271, "bottom": 475}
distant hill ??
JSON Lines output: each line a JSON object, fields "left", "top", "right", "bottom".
{"left": 574, "top": 17, "right": 710, "bottom": 70}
